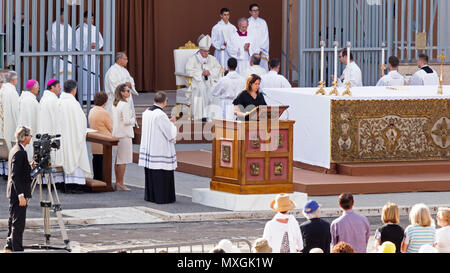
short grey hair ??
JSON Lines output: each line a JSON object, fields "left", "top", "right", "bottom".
{"left": 4, "top": 70, "right": 18, "bottom": 83}
{"left": 238, "top": 17, "right": 248, "bottom": 27}
{"left": 15, "top": 126, "right": 31, "bottom": 143}
{"left": 302, "top": 209, "right": 321, "bottom": 220}
{"left": 115, "top": 52, "right": 126, "bottom": 62}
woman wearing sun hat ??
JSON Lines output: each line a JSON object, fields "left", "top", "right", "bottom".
{"left": 262, "top": 194, "right": 304, "bottom": 253}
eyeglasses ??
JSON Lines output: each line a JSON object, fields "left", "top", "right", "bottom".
{"left": 251, "top": 9, "right": 260, "bottom": 12}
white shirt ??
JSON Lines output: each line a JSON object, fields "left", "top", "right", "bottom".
{"left": 376, "top": 70, "right": 406, "bottom": 86}
{"left": 410, "top": 65, "right": 440, "bottom": 86}
{"left": 112, "top": 100, "right": 136, "bottom": 139}
{"left": 104, "top": 63, "right": 139, "bottom": 116}
{"left": 338, "top": 61, "right": 363, "bottom": 87}
{"left": 260, "top": 71, "right": 292, "bottom": 92}
{"left": 227, "top": 31, "right": 260, "bottom": 74}
{"left": 0, "top": 83, "right": 20, "bottom": 150}
{"left": 240, "top": 65, "right": 267, "bottom": 80}
{"left": 247, "top": 16, "right": 270, "bottom": 60}
{"left": 435, "top": 225, "right": 450, "bottom": 253}
{"left": 211, "top": 71, "right": 246, "bottom": 120}
{"left": 263, "top": 213, "right": 303, "bottom": 253}
{"left": 211, "top": 20, "right": 237, "bottom": 67}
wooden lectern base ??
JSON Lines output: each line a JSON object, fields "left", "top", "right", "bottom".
{"left": 210, "top": 181, "right": 294, "bottom": 195}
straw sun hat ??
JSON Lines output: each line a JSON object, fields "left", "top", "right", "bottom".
{"left": 270, "top": 194, "right": 297, "bottom": 212}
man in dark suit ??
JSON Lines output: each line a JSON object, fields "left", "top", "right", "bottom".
{"left": 4, "top": 126, "right": 32, "bottom": 252}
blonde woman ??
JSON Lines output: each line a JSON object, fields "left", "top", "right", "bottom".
{"left": 401, "top": 203, "right": 436, "bottom": 253}
{"left": 434, "top": 207, "right": 450, "bottom": 253}
{"left": 112, "top": 83, "right": 136, "bottom": 191}
{"left": 374, "top": 202, "right": 404, "bottom": 253}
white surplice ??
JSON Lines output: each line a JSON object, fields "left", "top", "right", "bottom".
{"left": 139, "top": 106, "right": 177, "bottom": 171}
{"left": 18, "top": 91, "right": 40, "bottom": 161}
{"left": 376, "top": 71, "right": 406, "bottom": 87}
{"left": 410, "top": 65, "right": 440, "bottom": 86}
{"left": 56, "top": 92, "right": 92, "bottom": 184}
{"left": 248, "top": 16, "right": 270, "bottom": 71}
{"left": 240, "top": 64, "right": 267, "bottom": 80}
{"left": 210, "top": 71, "right": 246, "bottom": 120}
{"left": 211, "top": 20, "right": 237, "bottom": 69}
{"left": 338, "top": 61, "right": 363, "bottom": 87}
{"left": 76, "top": 24, "right": 104, "bottom": 101}
{"left": 39, "top": 90, "right": 62, "bottom": 166}
{"left": 185, "top": 52, "right": 222, "bottom": 120}
{"left": 260, "top": 71, "right": 292, "bottom": 92}
{"left": 104, "top": 63, "right": 139, "bottom": 118}
{"left": 227, "top": 31, "right": 260, "bottom": 74}
{"left": 47, "top": 21, "right": 73, "bottom": 84}
{"left": 0, "top": 83, "right": 20, "bottom": 150}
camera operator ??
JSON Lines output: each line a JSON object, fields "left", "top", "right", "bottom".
{"left": 4, "top": 126, "right": 32, "bottom": 253}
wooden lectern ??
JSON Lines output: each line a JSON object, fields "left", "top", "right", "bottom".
{"left": 210, "top": 106, "right": 295, "bottom": 195}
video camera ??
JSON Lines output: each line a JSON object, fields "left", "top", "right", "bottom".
{"left": 31, "top": 134, "right": 61, "bottom": 178}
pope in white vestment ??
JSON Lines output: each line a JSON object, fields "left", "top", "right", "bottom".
{"left": 76, "top": 15, "right": 104, "bottom": 101}
{"left": 56, "top": 85, "right": 92, "bottom": 186}
{"left": 185, "top": 35, "right": 222, "bottom": 121}
{"left": 227, "top": 18, "right": 260, "bottom": 74}
{"left": 47, "top": 20, "right": 73, "bottom": 84}
{"left": 211, "top": 17, "right": 237, "bottom": 69}
{"left": 248, "top": 16, "right": 270, "bottom": 71}
{"left": 18, "top": 81, "right": 41, "bottom": 161}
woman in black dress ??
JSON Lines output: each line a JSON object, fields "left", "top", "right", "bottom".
{"left": 233, "top": 74, "right": 267, "bottom": 120}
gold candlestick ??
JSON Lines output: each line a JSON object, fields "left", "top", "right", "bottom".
{"left": 380, "top": 64, "right": 386, "bottom": 77}
{"left": 342, "top": 81, "right": 352, "bottom": 97}
{"left": 438, "top": 52, "right": 446, "bottom": 95}
{"left": 329, "top": 80, "right": 339, "bottom": 96}
{"left": 316, "top": 81, "right": 326, "bottom": 95}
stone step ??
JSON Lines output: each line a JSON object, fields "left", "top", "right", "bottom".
{"left": 336, "top": 161, "right": 450, "bottom": 176}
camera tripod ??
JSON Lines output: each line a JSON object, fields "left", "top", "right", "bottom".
{"left": 26, "top": 167, "right": 71, "bottom": 252}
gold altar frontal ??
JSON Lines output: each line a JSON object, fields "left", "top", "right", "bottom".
{"left": 331, "top": 99, "right": 450, "bottom": 163}
{"left": 210, "top": 119, "right": 295, "bottom": 195}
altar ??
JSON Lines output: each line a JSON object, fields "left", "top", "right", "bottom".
{"left": 264, "top": 85, "right": 450, "bottom": 170}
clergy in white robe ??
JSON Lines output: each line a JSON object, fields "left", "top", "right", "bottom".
{"left": 334, "top": 49, "right": 363, "bottom": 87}
{"left": 248, "top": 4, "right": 270, "bottom": 71}
{"left": 227, "top": 18, "right": 260, "bottom": 74}
{"left": 56, "top": 80, "right": 92, "bottom": 190}
{"left": 260, "top": 59, "right": 292, "bottom": 92}
{"left": 185, "top": 35, "right": 222, "bottom": 121}
{"left": 240, "top": 54, "right": 267, "bottom": 80}
{"left": 18, "top": 80, "right": 41, "bottom": 161}
{"left": 211, "top": 58, "right": 246, "bottom": 120}
{"left": 46, "top": 12, "right": 73, "bottom": 84}
{"left": 76, "top": 12, "right": 104, "bottom": 101}
{"left": 410, "top": 54, "right": 440, "bottom": 86}
{"left": 211, "top": 8, "right": 237, "bottom": 70}
{"left": 139, "top": 92, "right": 177, "bottom": 204}
{"left": 0, "top": 71, "right": 20, "bottom": 151}
{"left": 376, "top": 56, "right": 405, "bottom": 87}
{"left": 104, "top": 52, "right": 139, "bottom": 118}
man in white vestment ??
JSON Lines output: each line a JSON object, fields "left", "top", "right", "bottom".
{"left": 0, "top": 71, "right": 20, "bottom": 151}
{"left": 18, "top": 80, "right": 40, "bottom": 161}
{"left": 240, "top": 54, "right": 267, "bottom": 80}
{"left": 333, "top": 48, "right": 363, "bottom": 87}
{"left": 47, "top": 9, "right": 73, "bottom": 84}
{"left": 104, "top": 52, "right": 139, "bottom": 118}
{"left": 410, "top": 53, "right": 440, "bottom": 86}
{"left": 211, "top": 58, "right": 246, "bottom": 120}
{"left": 139, "top": 92, "right": 177, "bottom": 204}
{"left": 376, "top": 56, "right": 406, "bottom": 87}
{"left": 56, "top": 80, "right": 92, "bottom": 194}
{"left": 260, "top": 59, "right": 292, "bottom": 93}
{"left": 185, "top": 35, "right": 222, "bottom": 121}
{"left": 211, "top": 8, "right": 237, "bottom": 70}
{"left": 76, "top": 11, "right": 104, "bottom": 102}
{"left": 227, "top": 18, "right": 260, "bottom": 74}
{"left": 248, "top": 4, "right": 270, "bottom": 71}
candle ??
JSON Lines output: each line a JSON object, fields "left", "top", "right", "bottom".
{"left": 320, "top": 40, "right": 325, "bottom": 82}
{"left": 346, "top": 42, "right": 351, "bottom": 83}
{"left": 381, "top": 42, "right": 386, "bottom": 67}
{"left": 334, "top": 41, "right": 338, "bottom": 82}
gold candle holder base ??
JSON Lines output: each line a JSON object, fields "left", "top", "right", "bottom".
{"left": 342, "top": 82, "right": 352, "bottom": 97}
{"left": 315, "top": 81, "right": 326, "bottom": 96}
{"left": 380, "top": 64, "right": 386, "bottom": 77}
{"left": 329, "top": 80, "right": 339, "bottom": 96}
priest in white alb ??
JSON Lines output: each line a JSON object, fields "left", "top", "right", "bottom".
{"left": 211, "top": 58, "right": 246, "bottom": 120}
{"left": 104, "top": 52, "right": 139, "bottom": 117}
{"left": 0, "top": 70, "right": 20, "bottom": 151}
{"left": 240, "top": 54, "right": 267, "bottom": 80}
{"left": 410, "top": 53, "right": 440, "bottom": 86}
{"left": 18, "top": 80, "right": 40, "bottom": 161}
{"left": 376, "top": 56, "right": 405, "bottom": 87}
{"left": 227, "top": 18, "right": 260, "bottom": 74}
{"left": 56, "top": 80, "right": 92, "bottom": 194}
{"left": 248, "top": 3, "right": 270, "bottom": 71}
{"left": 139, "top": 92, "right": 177, "bottom": 204}
{"left": 76, "top": 11, "right": 104, "bottom": 102}
{"left": 332, "top": 48, "right": 363, "bottom": 87}
{"left": 260, "top": 59, "right": 292, "bottom": 93}
{"left": 211, "top": 8, "right": 237, "bottom": 70}
{"left": 185, "top": 34, "right": 222, "bottom": 121}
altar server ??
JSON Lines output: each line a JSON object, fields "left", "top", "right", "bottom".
{"left": 334, "top": 48, "right": 363, "bottom": 87}
{"left": 260, "top": 59, "right": 292, "bottom": 92}
{"left": 139, "top": 92, "right": 177, "bottom": 204}
{"left": 185, "top": 35, "right": 222, "bottom": 121}
{"left": 18, "top": 80, "right": 40, "bottom": 161}
{"left": 410, "top": 53, "right": 440, "bottom": 86}
{"left": 0, "top": 71, "right": 20, "bottom": 150}
{"left": 227, "top": 18, "right": 260, "bottom": 74}
{"left": 240, "top": 54, "right": 267, "bottom": 80}
{"left": 211, "top": 8, "right": 237, "bottom": 69}
{"left": 104, "top": 52, "right": 139, "bottom": 117}
{"left": 76, "top": 11, "right": 104, "bottom": 102}
{"left": 376, "top": 56, "right": 405, "bottom": 87}
{"left": 211, "top": 58, "right": 246, "bottom": 120}
{"left": 248, "top": 4, "right": 270, "bottom": 71}
{"left": 56, "top": 80, "right": 92, "bottom": 193}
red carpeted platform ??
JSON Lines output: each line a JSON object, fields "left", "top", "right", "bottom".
{"left": 176, "top": 150, "right": 450, "bottom": 196}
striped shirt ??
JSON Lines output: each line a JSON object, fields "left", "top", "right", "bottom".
{"left": 403, "top": 225, "right": 436, "bottom": 253}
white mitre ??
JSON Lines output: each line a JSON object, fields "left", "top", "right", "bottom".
{"left": 198, "top": 34, "right": 212, "bottom": 50}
